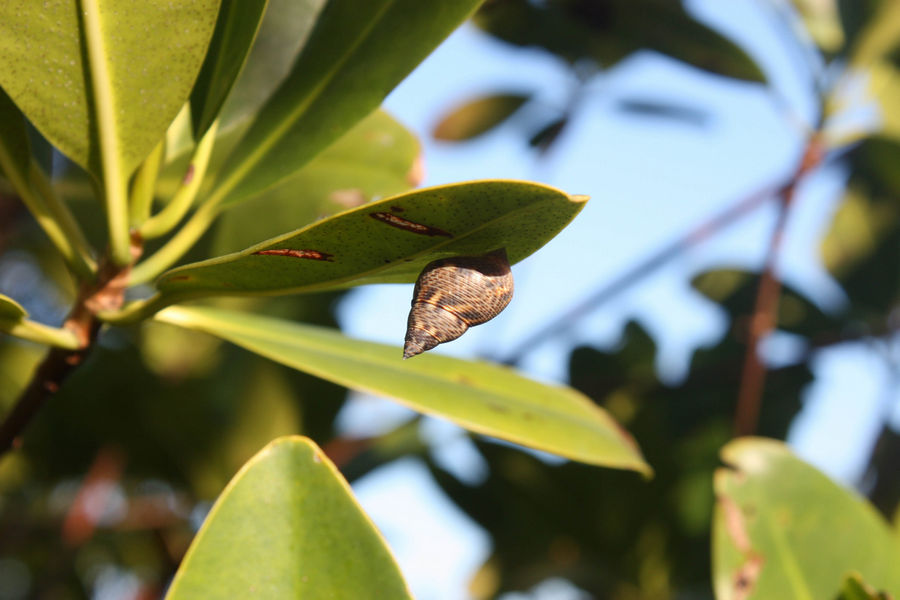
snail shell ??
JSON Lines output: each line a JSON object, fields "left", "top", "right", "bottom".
{"left": 403, "top": 249, "right": 513, "bottom": 359}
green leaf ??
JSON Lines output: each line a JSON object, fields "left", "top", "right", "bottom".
{"left": 0, "top": 0, "right": 220, "bottom": 178}
{"left": 155, "top": 180, "right": 586, "bottom": 300}
{"left": 165, "top": 436, "right": 413, "bottom": 599}
{"left": 155, "top": 306, "right": 651, "bottom": 473}
{"left": 474, "top": 0, "right": 766, "bottom": 83}
{"left": 190, "top": 0, "right": 268, "bottom": 139}
{"left": 788, "top": 0, "right": 845, "bottom": 53}
{"left": 0, "top": 88, "right": 30, "bottom": 187}
{"left": 215, "top": 0, "right": 327, "bottom": 130}
{"left": 0, "top": 294, "right": 27, "bottom": 321}
{"left": 206, "top": 0, "right": 484, "bottom": 209}
{"left": 835, "top": 573, "right": 895, "bottom": 600}
{"left": 433, "top": 93, "right": 530, "bottom": 141}
{"left": 712, "top": 438, "right": 900, "bottom": 600}
{"left": 211, "top": 109, "right": 421, "bottom": 255}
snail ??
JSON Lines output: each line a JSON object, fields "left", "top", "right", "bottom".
{"left": 403, "top": 249, "right": 514, "bottom": 359}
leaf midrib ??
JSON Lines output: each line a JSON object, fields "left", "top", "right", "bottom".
{"left": 161, "top": 195, "right": 563, "bottom": 294}
{"left": 207, "top": 0, "right": 399, "bottom": 208}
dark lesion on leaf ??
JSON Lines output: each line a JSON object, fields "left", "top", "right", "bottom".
{"left": 253, "top": 249, "right": 334, "bottom": 261}
{"left": 369, "top": 212, "right": 452, "bottom": 237}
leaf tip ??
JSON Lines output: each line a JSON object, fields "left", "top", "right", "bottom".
{"left": 569, "top": 194, "right": 589, "bottom": 204}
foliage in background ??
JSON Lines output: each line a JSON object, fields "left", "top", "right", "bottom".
{"left": 0, "top": 0, "right": 897, "bottom": 599}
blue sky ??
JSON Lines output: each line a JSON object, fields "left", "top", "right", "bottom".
{"left": 333, "top": 2, "right": 898, "bottom": 598}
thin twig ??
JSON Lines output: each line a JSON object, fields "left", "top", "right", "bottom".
{"left": 497, "top": 179, "right": 784, "bottom": 365}
{"left": 733, "top": 134, "right": 826, "bottom": 436}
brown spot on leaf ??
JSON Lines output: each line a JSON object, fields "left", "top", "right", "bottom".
{"left": 183, "top": 163, "right": 195, "bottom": 185}
{"left": 369, "top": 212, "right": 452, "bottom": 237}
{"left": 254, "top": 249, "right": 334, "bottom": 262}
{"left": 732, "top": 554, "right": 763, "bottom": 600}
{"left": 390, "top": 205, "right": 404, "bottom": 212}
{"left": 720, "top": 495, "right": 751, "bottom": 552}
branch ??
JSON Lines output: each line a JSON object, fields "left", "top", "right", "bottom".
{"left": 0, "top": 237, "right": 141, "bottom": 458}
{"left": 733, "top": 134, "right": 826, "bottom": 437}
{"left": 497, "top": 178, "right": 783, "bottom": 365}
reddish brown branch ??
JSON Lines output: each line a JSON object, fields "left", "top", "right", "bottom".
{"left": 733, "top": 135, "right": 825, "bottom": 437}
{"left": 0, "top": 236, "right": 142, "bottom": 458}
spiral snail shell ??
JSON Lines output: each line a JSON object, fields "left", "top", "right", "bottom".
{"left": 403, "top": 249, "right": 513, "bottom": 359}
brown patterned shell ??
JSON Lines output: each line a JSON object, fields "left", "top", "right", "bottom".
{"left": 403, "top": 249, "right": 513, "bottom": 358}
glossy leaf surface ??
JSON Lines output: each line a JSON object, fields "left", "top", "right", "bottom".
{"left": 0, "top": 0, "right": 219, "bottom": 178}
{"left": 155, "top": 181, "right": 586, "bottom": 299}
{"left": 165, "top": 436, "right": 412, "bottom": 599}
{"left": 156, "top": 306, "right": 650, "bottom": 473}
{"left": 211, "top": 109, "right": 421, "bottom": 255}
{"left": 190, "top": 0, "right": 269, "bottom": 139}
{"left": 208, "top": 0, "right": 483, "bottom": 208}
{"left": 713, "top": 438, "right": 900, "bottom": 600}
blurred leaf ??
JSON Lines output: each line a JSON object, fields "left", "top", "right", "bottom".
{"left": 0, "top": 0, "right": 219, "bottom": 177}
{"left": 0, "top": 294, "right": 27, "bottom": 321}
{"left": 821, "top": 138, "right": 900, "bottom": 318}
{"left": 692, "top": 268, "right": 842, "bottom": 339}
{"left": 0, "top": 88, "right": 30, "bottom": 187}
{"left": 790, "top": 0, "right": 845, "bottom": 53}
{"left": 190, "top": 0, "right": 269, "bottom": 139}
{"left": 838, "top": 0, "right": 881, "bottom": 53}
{"left": 155, "top": 305, "right": 651, "bottom": 473}
{"left": 868, "top": 61, "right": 900, "bottom": 142}
{"left": 845, "top": 1, "right": 900, "bottom": 66}
{"left": 155, "top": 181, "right": 587, "bottom": 300}
{"left": 433, "top": 93, "right": 530, "bottom": 141}
{"left": 616, "top": 97, "right": 709, "bottom": 126}
{"left": 713, "top": 438, "right": 900, "bottom": 600}
{"left": 209, "top": 0, "right": 483, "bottom": 209}
{"left": 211, "top": 109, "right": 421, "bottom": 255}
{"left": 166, "top": 436, "right": 412, "bottom": 599}
{"left": 474, "top": 0, "right": 766, "bottom": 82}
{"left": 527, "top": 116, "right": 569, "bottom": 154}
{"left": 835, "top": 572, "right": 896, "bottom": 600}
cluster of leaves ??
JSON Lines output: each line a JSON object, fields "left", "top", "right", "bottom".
{"left": 0, "top": 0, "right": 645, "bottom": 596}
{"left": 423, "top": 0, "right": 900, "bottom": 598}
{"left": 0, "top": 0, "right": 897, "bottom": 599}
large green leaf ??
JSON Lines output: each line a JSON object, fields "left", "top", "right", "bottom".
{"left": 190, "top": 0, "right": 268, "bottom": 140}
{"left": 206, "top": 0, "right": 484, "bottom": 209}
{"left": 154, "top": 180, "right": 586, "bottom": 300}
{"left": 215, "top": 0, "right": 327, "bottom": 130}
{"left": 211, "top": 109, "right": 421, "bottom": 255}
{"left": 712, "top": 438, "right": 900, "bottom": 600}
{"left": 155, "top": 306, "right": 651, "bottom": 473}
{"left": 165, "top": 436, "right": 412, "bottom": 599}
{"left": 0, "top": 0, "right": 219, "bottom": 179}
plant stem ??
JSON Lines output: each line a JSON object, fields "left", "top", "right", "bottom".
{"left": 0, "top": 248, "right": 137, "bottom": 458}
{"left": 129, "top": 138, "right": 166, "bottom": 227}
{"left": 0, "top": 318, "right": 81, "bottom": 349}
{"left": 128, "top": 200, "right": 220, "bottom": 285}
{"left": 140, "top": 120, "right": 219, "bottom": 239}
{"left": 0, "top": 141, "right": 96, "bottom": 279}
{"left": 82, "top": 0, "right": 131, "bottom": 266}
{"left": 733, "top": 133, "right": 825, "bottom": 437}
{"left": 29, "top": 163, "right": 97, "bottom": 276}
